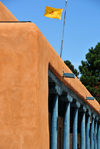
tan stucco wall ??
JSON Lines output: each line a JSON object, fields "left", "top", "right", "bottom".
{"left": 0, "top": 23, "right": 39, "bottom": 149}
{"left": 0, "top": 22, "right": 100, "bottom": 149}
{"left": 0, "top": 2, "right": 17, "bottom": 21}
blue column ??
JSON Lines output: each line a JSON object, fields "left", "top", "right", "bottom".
{"left": 81, "top": 112, "right": 85, "bottom": 149}
{"left": 97, "top": 122, "right": 100, "bottom": 149}
{"left": 73, "top": 107, "right": 78, "bottom": 149}
{"left": 63, "top": 102, "right": 70, "bottom": 149}
{"left": 91, "top": 115, "right": 95, "bottom": 149}
{"left": 51, "top": 94, "right": 58, "bottom": 149}
{"left": 86, "top": 115, "right": 90, "bottom": 149}
{"left": 94, "top": 120, "right": 97, "bottom": 149}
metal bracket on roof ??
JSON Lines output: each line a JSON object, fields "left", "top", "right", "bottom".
{"left": 86, "top": 95, "right": 94, "bottom": 100}
{"left": 62, "top": 70, "right": 75, "bottom": 78}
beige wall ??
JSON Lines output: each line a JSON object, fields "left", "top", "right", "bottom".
{"left": 0, "top": 2, "right": 18, "bottom": 21}
{"left": 0, "top": 22, "right": 99, "bottom": 149}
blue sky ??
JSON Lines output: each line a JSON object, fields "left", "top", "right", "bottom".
{"left": 1, "top": 0, "right": 100, "bottom": 72}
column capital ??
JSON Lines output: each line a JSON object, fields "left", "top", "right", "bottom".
{"left": 98, "top": 119, "right": 100, "bottom": 123}
{"left": 87, "top": 110, "right": 91, "bottom": 116}
{"left": 79, "top": 105, "right": 86, "bottom": 112}
{"left": 92, "top": 114, "right": 95, "bottom": 119}
{"left": 71, "top": 101, "right": 80, "bottom": 108}
{"left": 67, "top": 93, "right": 73, "bottom": 102}
{"left": 95, "top": 116, "right": 98, "bottom": 121}
{"left": 60, "top": 93, "right": 73, "bottom": 102}
{"left": 55, "top": 85, "right": 63, "bottom": 95}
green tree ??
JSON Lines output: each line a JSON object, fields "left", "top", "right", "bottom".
{"left": 64, "top": 60, "right": 79, "bottom": 77}
{"left": 79, "top": 42, "right": 100, "bottom": 102}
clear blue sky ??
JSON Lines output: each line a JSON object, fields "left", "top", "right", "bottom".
{"left": 1, "top": 0, "right": 100, "bottom": 72}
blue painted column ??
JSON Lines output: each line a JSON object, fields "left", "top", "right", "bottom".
{"left": 94, "top": 119, "right": 97, "bottom": 149}
{"left": 63, "top": 102, "right": 70, "bottom": 149}
{"left": 97, "top": 121, "right": 100, "bottom": 149}
{"left": 86, "top": 114, "right": 90, "bottom": 149}
{"left": 51, "top": 94, "right": 58, "bottom": 149}
{"left": 63, "top": 94, "right": 73, "bottom": 149}
{"left": 73, "top": 107, "right": 78, "bottom": 149}
{"left": 91, "top": 115, "right": 95, "bottom": 149}
{"left": 81, "top": 112, "right": 85, "bottom": 149}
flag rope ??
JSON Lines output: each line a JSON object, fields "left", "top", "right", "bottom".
{"left": 60, "top": 0, "right": 67, "bottom": 58}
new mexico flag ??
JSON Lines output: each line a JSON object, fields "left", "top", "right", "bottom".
{"left": 44, "top": 6, "right": 63, "bottom": 20}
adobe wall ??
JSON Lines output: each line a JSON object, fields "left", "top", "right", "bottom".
{"left": 0, "top": 23, "right": 39, "bottom": 149}
{"left": 0, "top": 2, "right": 17, "bottom": 21}
{"left": 0, "top": 22, "right": 100, "bottom": 149}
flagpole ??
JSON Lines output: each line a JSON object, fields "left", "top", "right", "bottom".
{"left": 60, "top": 0, "right": 67, "bottom": 58}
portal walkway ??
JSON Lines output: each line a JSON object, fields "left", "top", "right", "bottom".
{"left": 49, "top": 70, "right": 100, "bottom": 149}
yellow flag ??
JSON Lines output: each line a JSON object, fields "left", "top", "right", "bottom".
{"left": 44, "top": 6, "right": 63, "bottom": 20}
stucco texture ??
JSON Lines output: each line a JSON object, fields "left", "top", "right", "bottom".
{"left": 0, "top": 22, "right": 100, "bottom": 149}
{"left": 0, "top": 2, "right": 18, "bottom": 21}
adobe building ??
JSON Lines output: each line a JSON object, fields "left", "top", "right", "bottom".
{"left": 0, "top": 2, "right": 100, "bottom": 149}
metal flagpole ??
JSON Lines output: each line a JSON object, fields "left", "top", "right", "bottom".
{"left": 60, "top": 0, "right": 67, "bottom": 58}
